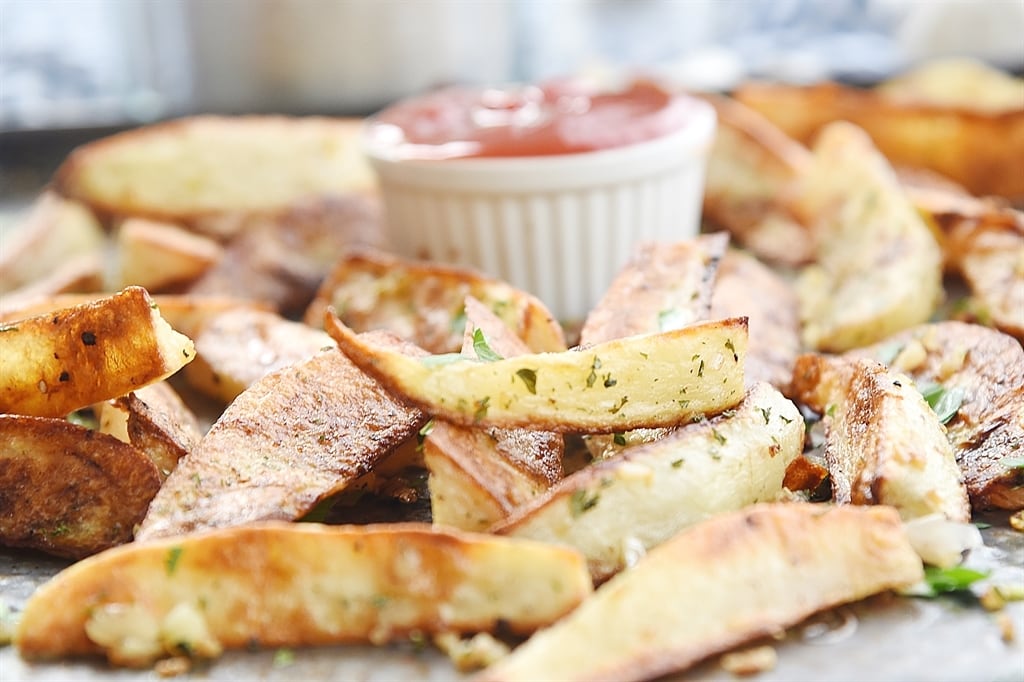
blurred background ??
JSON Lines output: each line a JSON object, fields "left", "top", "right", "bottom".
{"left": 1, "top": 0, "right": 1022, "bottom": 200}
{"left": 3, "top": 0, "right": 1023, "bottom": 131}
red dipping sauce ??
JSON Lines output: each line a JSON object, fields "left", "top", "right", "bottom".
{"left": 366, "top": 79, "right": 696, "bottom": 161}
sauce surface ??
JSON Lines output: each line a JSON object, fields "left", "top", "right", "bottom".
{"left": 367, "top": 79, "right": 697, "bottom": 160}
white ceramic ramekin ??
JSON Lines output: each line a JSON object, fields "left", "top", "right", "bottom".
{"left": 363, "top": 94, "right": 717, "bottom": 323}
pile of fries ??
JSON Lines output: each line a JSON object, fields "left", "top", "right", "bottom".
{"left": 1, "top": 58, "right": 1022, "bottom": 680}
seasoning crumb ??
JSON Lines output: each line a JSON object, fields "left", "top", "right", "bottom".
{"left": 434, "top": 631, "right": 510, "bottom": 671}
{"left": 154, "top": 656, "right": 191, "bottom": 677}
{"left": 1009, "top": 510, "right": 1024, "bottom": 532}
{"left": 996, "top": 612, "right": 1016, "bottom": 643}
{"left": 720, "top": 644, "right": 778, "bottom": 676}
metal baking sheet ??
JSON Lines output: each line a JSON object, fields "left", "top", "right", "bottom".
{"left": 2, "top": 519, "right": 1022, "bottom": 682}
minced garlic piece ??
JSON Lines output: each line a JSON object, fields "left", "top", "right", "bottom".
{"left": 434, "top": 631, "right": 511, "bottom": 671}
{"left": 85, "top": 603, "right": 162, "bottom": 666}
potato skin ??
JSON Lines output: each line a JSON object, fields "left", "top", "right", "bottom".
{"left": 0, "top": 414, "right": 161, "bottom": 558}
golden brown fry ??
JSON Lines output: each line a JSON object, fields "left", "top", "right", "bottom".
{"left": 113, "top": 217, "right": 223, "bottom": 292}
{"left": 850, "top": 321, "right": 1024, "bottom": 511}
{"left": 479, "top": 504, "right": 923, "bottom": 682}
{"left": 0, "top": 287, "right": 195, "bottom": 419}
{"left": 16, "top": 523, "right": 592, "bottom": 667}
{"left": 494, "top": 382, "right": 804, "bottom": 581}
{"left": 0, "top": 414, "right": 161, "bottom": 559}
{"left": 791, "top": 354, "right": 970, "bottom": 522}
{"left": 136, "top": 340, "right": 428, "bottom": 540}
{"left": 306, "top": 246, "right": 566, "bottom": 354}
{"left": 182, "top": 308, "right": 336, "bottom": 404}
{"left": 326, "top": 312, "right": 748, "bottom": 434}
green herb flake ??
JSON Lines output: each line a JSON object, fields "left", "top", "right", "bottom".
{"left": 918, "top": 381, "right": 965, "bottom": 425}
{"left": 473, "top": 396, "right": 490, "bottom": 421}
{"left": 1002, "top": 457, "right": 1024, "bottom": 471}
{"left": 515, "top": 368, "right": 538, "bottom": 394}
{"left": 472, "top": 328, "right": 503, "bottom": 362}
{"left": 603, "top": 374, "right": 617, "bottom": 388}
{"left": 609, "top": 395, "right": 629, "bottom": 414}
{"left": 712, "top": 428, "right": 727, "bottom": 445}
{"left": 569, "top": 489, "right": 600, "bottom": 518}
{"left": 49, "top": 523, "right": 70, "bottom": 537}
{"left": 273, "top": 648, "right": 295, "bottom": 668}
{"left": 586, "top": 357, "right": 601, "bottom": 388}
{"left": 758, "top": 407, "right": 771, "bottom": 425}
{"left": 724, "top": 338, "right": 737, "bottom": 361}
{"left": 697, "top": 359, "right": 705, "bottom": 377}
{"left": 671, "top": 458, "right": 684, "bottom": 468}
{"left": 613, "top": 433, "right": 627, "bottom": 446}
{"left": 911, "top": 566, "right": 990, "bottom": 598}
{"left": 0, "top": 323, "right": 17, "bottom": 333}
{"left": 165, "top": 546, "right": 183, "bottom": 576}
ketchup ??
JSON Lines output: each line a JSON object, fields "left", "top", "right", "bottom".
{"left": 366, "top": 79, "right": 697, "bottom": 161}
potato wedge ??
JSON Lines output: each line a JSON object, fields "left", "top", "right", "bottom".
{"left": 849, "top": 321, "right": 1024, "bottom": 510}
{"left": 479, "top": 503, "right": 923, "bottom": 682}
{"left": 0, "top": 287, "right": 195, "bottom": 418}
{"left": 99, "top": 382, "right": 203, "bottom": 479}
{"left": 306, "top": 247, "right": 566, "bottom": 354}
{"left": 710, "top": 248, "right": 801, "bottom": 392}
{"left": 700, "top": 94, "right": 814, "bottom": 266}
{"left": 0, "top": 191, "right": 105, "bottom": 294}
{"left": 794, "top": 122, "right": 943, "bottom": 351}
{"left": 113, "top": 217, "right": 223, "bottom": 292}
{"left": 326, "top": 312, "right": 748, "bottom": 434}
{"left": 733, "top": 72, "right": 1024, "bottom": 201}
{"left": 578, "top": 234, "right": 727, "bottom": 346}
{"left": 52, "top": 115, "right": 378, "bottom": 238}
{"left": 791, "top": 354, "right": 970, "bottom": 522}
{"left": 1, "top": 251, "right": 105, "bottom": 303}
{"left": 494, "top": 382, "right": 804, "bottom": 581}
{"left": 425, "top": 297, "right": 563, "bottom": 531}
{"left": 15, "top": 522, "right": 592, "bottom": 667}
{"left": 183, "top": 308, "right": 335, "bottom": 404}
{"left": 187, "top": 194, "right": 385, "bottom": 317}
{"left": 137, "top": 340, "right": 428, "bottom": 540}
{"left": 0, "top": 414, "right": 161, "bottom": 559}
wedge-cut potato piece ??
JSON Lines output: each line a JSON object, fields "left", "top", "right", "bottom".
{"left": 711, "top": 248, "right": 801, "bottom": 392}
{"left": 0, "top": 191, "right": 105, "bottom": 294}
{"left": 794, "top": 122, "right": 943, "bottom": 351}
{"left": 137, "top": 340, "right": 428, "bottom": 540}
{"left": 1, "top": 251, "right": 105, "bottom": 302}
{"left": 700, "top": 94, "right": 813, "bottom": 266}
{"left": 494, "top": 382, "right": 804, "bottom": 581}
{"left": 791, "top": 354, "right": 970, "bottom": 522}
{"left": 479, "top": 503, "right": 923, "bottom": 682}
{"left": 0, "top": 414, "right": 161, "bottom": 559}
{"left": 850, "top": 321, "right": 1024, "bottom": 510}
{"left": 53, "top": 115, "right": 378, "bottom": 238}
{"left": 579, "top": 234, "right": 727, "bottom": 459}
{"left": 187, "top": 194, "right": 385, "bottom": 317}
{"left": 877, "top": 57, "right": 1024, "bottom": 114}
{"left": 183, "top": 308, "right": 335, "bottom": 404}
{"left": 99, "top": 382, "right": 203, "bottom": 479}
{"left": 733, "top": 72, "right": 1024, "bottom": 201}
{"left": 326, "top": 313, "right": 748, "bottom": 434}
{"left": 16, "top": 522, "right": 592, "bottom": 667}
{"left": 579, "top": 234, "right": 727, "bottom": 346}
{"left": 114, "top": 217, "right": 222, "bottom": 291}
{"left": 0, "top": 287, "right": 195, "bottom": 419}
{"left": 425, "top": 297, "right": 563, "bottom": 531}
{"left": 306, "top": 247, "right": 566, "bottom": 354}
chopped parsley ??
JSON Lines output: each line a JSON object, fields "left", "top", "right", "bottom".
{"left": 515, "top": 368, "right": 538, "bottom": 394}
{"left": 165, "top": 546, "right": 183, "bottom": 576}
{"left": 910, "top": 566, "right": 990, "bottom": 598}
{"left": 918, "top": 381, "right": 965, "bottom": 425}
{"left": 472, "top": 329, "right": 503, "bottom": 362}
{"left": 613, "top": 433, "right": 627, "bottom": 446}
{"left": 569, "top": 489, "right": 600, "bottom": 518}
{"left": 273, "top": 648, "right": 295, "bottom": 667}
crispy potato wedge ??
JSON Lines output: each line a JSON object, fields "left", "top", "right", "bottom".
{"left": 1, "top": 251, "right": 105, "bottom": 303}
{"left": 187, "top": 195, "right": 385, "bottom": 317}
{"left": 52, "top": 115, "right": 378, "bottom": 238}
{"left": 326, "top": 312, "right": 748, "bottom": 434}
{"left": 877, "top": 57, "right": 1024, "bottom": 114}
{"left": 733, "top": 72, "right": 1024, "bottom": 201}
{"left": 711, "top": 248, "right": 801, "bottom": 392}
{"left": 794, "top": 122, "right": 943, "bottom": 351}
{"left": 306, "top": 247, "right": 566, "bottom": 354}
{"left": 0, "top": 287, "right": 195, "bottom": 418}
{"left": 0, "top": 191, "right": 106, "bottom": 294}
{"left": 579, "top": 234, "right": 727, "bottom": 346}
{"left": 113, "top": 217, "right": 223, "bottom": 292}
{"left": 791, "top": 354, "right": 970, "bottom": 522}
{"left": 424, "top": 297, "right": 563, "bottom": 531}
{"left": 494, "top": 382, "right": 804, "bottom": 581}
{"left": 183, "top": 308, "right": 335, "bottom": 405}
{"left": 16, "top": 522, "right": 592, "bottom": 667}
{"left": 99, "top": 382, "right": 203, "bottom": 479}
{"left": 849, "top": 321, "right": 1024, "bottom": 510}
{"left": 137, "top": 340, "right": 428, "bottom": 540}
{"left": 700, "top": 94, "right": 814, "bottom": 266}
{"left": 479, "top": 503, "right": 923, "bottom": 682}
{"left": 0, "top": 414, "right": 161, "bottom": 559}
